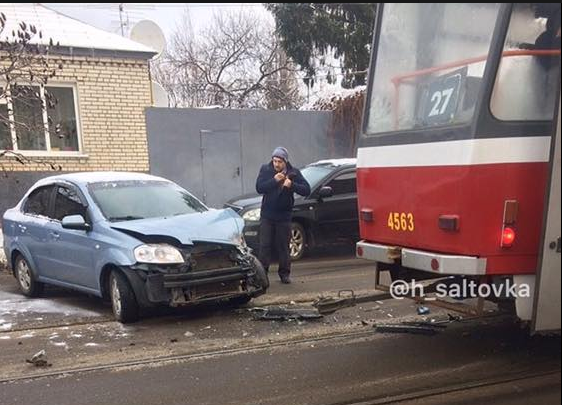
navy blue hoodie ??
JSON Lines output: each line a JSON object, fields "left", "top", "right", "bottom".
{"left": 255, "top": 161, "right": 311, "bottom": 222}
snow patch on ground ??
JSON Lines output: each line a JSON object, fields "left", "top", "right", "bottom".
{"left": 50, "top": 341, "right": 69, "bottom": 349}
{"left": 0, "top": 321, "right": 13, "bottom": 330}
{"left": 0, "top": 231, "right": 6, "bottom": 265}
{"left": 0, "top": 291, "right": 101, "bottom": 318}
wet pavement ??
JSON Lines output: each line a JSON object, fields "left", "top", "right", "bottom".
{"left": 0, "top": 251, "right": 497, "bottom": 382}
{"left": 1, "top": 247, "right": 558, "bottom": 405}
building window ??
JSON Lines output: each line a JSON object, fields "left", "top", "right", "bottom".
{"left": 48, "top": 87, "right": 80, "bottom": 152}
{"left": 0, "top": 84, "right": 81, "bottom": 153}
{"left": 0, "top": 88, "right": 13, "bottom": 150}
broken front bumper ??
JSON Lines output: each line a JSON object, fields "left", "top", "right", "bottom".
{"left": 121, "top": 262, "right": 265, "bottom": 307}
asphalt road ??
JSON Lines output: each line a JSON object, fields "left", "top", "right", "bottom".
{"left": 1, "top": 251, "right": 560, "bottom": 405}
{"left": 1, "top": 319, "right": 559, "bottom": 405}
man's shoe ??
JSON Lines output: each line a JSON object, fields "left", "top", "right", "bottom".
{"left": 280, "top": 276, "right": 291, "bottom": 284}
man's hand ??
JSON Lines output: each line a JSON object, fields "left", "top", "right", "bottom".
{"left": 274, "top": 172, "right": 286, "bottom": 182}
{"left": 282, "top": 178, "right": 292, "bottom": 189}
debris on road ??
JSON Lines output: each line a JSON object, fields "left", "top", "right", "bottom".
{"left": 374, "top": 324, "right": 439, "bottom": 336}
{"left": 401, "top": 321, "right": 447, "bottom": 329}
{"left": 26, "top": 349, "right": 52, "bottom": 367}
{"left": 313, "top": 291, "right": 392, "bottom": 315}
{"left": 252, "top": 306, "right": 323, "bottom": 321}
{"left": 417, "top": 306, "right": 430, "bottom": 315}
{"left": 447, "top": 313, "right": 463, "bottom": 322}
{"left": 374, "top": 313, "right": 464, "bottom": 335}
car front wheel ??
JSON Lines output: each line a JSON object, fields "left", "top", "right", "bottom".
{"left": 14, "top": 255, "right": 44, "bottom": 297}
{"left": 289, "top": 222, "right": 306, "bottom": 261}
{"left": 110, "top": 270, "right": 139, "bottom": 323}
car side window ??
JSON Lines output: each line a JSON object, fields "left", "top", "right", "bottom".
{"left": 23, "top": 186, "right": 54, "bottom": 217}
{"left": 53, "top": 186, "right": 88, "bottom": 221}
{"left": 325, "top": 171, "right": 357, "bottom": 196}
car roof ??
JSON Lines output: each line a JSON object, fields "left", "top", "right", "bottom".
{"left": 307, "top": 158, "right": 356, "bottom": 168}
{"left": 34, "top": 172, "right": 172, "bottom": 187}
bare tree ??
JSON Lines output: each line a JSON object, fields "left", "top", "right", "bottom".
{"left": 0, "top": 12, "right": 64, "bottom": 173}
{"left": 153, "top": 10, "right": 303, "bottom": 110}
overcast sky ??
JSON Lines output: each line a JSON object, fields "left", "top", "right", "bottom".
{"left": 43, "top": 3, "right": 271, "bottom": 42}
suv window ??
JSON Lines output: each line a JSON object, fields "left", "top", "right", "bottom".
{"left": 326, "top": 171, "right": 357, "bottom": 196}
{"left": 53, "top": 186, "right": 88, "bottom": 221}
{"left": 23, "top": 186, "right": 54, "bottom": 217}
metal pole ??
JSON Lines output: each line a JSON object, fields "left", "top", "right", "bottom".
{"left": 119, "top": 4, "right": 125, "bottom": 36}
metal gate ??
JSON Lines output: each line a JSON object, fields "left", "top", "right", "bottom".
{"left": 200, "top": 129, "right": 243, "bottom": 207}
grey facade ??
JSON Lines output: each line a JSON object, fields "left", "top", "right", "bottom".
{"left": 145, "top": 108, "right": 352, "bottom": 208}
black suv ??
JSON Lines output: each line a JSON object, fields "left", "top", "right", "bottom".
{"left": 225, "top": 159, "right": 358, "bottom": 260}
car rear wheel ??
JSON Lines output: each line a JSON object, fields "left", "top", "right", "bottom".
{"left": 289, "top": 222, "right": 306, "bottom": 261}
{"left": 110, "top": 270, "right": 139, "bottom": 323}
{"left": 15, "top": 255, "right": 44, "bottom": 297}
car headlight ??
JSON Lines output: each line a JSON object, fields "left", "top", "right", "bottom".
{"left": 134, "top": 244, "right": 184, "bottom": 264}
{"left": 242, "top": 208, "right": 261, "bottom": 222}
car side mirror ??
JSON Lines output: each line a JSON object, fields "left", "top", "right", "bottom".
{"left": 62, "top": 214, "right": 91, "bottom": 232}
{"left": 318, "top": 186, "right": 333, "bottom": 199}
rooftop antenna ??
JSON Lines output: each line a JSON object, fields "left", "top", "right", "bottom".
{"left": 129, "top": 20, "right": 168, "bottom": 106}
{"left": 119, "top": 3, "right": 125, "bottom": 36}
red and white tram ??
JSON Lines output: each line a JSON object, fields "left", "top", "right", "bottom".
{"left": 356, "top": 3, "right": 560, "bottom": 332}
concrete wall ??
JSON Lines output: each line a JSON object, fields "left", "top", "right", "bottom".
{"left": 146, "top": 108, "right": 351, "bottom": 208}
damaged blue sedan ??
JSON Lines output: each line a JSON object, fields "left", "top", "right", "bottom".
{"left": 2, "top": 173, "right": 269, "bottom": 323}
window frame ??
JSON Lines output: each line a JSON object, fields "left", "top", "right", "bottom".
{"left": 52, "top": 183, "right": 91, "bottom": 223}
{"left": 22, "top": 184, "right": 56, "bottom": 219}
{"left": 323, "top": 169, "right": 357, "bottom": 197}
{"left": 0, "top": 82, "right": 84, "bottom": 156}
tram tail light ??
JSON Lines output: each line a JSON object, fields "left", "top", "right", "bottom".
{"left": 501, "top": 226, "right": 516, "bottom": 247}
{"left": 500, "top": 200, "right": 518, "bottom": 248}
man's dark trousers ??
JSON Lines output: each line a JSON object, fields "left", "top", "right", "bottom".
{"left": 259, "top": 217, "right": 291, "bottom": 278}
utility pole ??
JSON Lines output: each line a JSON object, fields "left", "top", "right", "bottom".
{"left": 119, "top": 3, "right": 125, "bottom": 36}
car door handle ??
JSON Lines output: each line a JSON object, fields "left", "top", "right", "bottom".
{"left": 50, "top": 232, "right": 60, "bottom": 239}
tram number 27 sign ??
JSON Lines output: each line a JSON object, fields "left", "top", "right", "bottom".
{"left": 422, "top": 67, "right": 466, "bottom": 125}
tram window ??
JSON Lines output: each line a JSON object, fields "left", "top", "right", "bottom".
{"left": 491, "top": 3, "right": 560, "bottom": 121}
{"left": 366, "top": 3, "right": 499, "bottom": 135}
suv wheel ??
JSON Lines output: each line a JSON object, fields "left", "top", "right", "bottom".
{"left": 290, "top": 222, "right": 306, "bottom": 261}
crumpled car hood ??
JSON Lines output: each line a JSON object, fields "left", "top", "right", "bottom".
{"left": 110, "top": 208, "right": 244, "bottom": 246}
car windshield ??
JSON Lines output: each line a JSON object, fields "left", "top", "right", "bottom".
{"left": 88, "top": 180, "right": 207, "bottom": 221}
{"left": 300, "top": 165, "right": 333, "bottom": 189}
